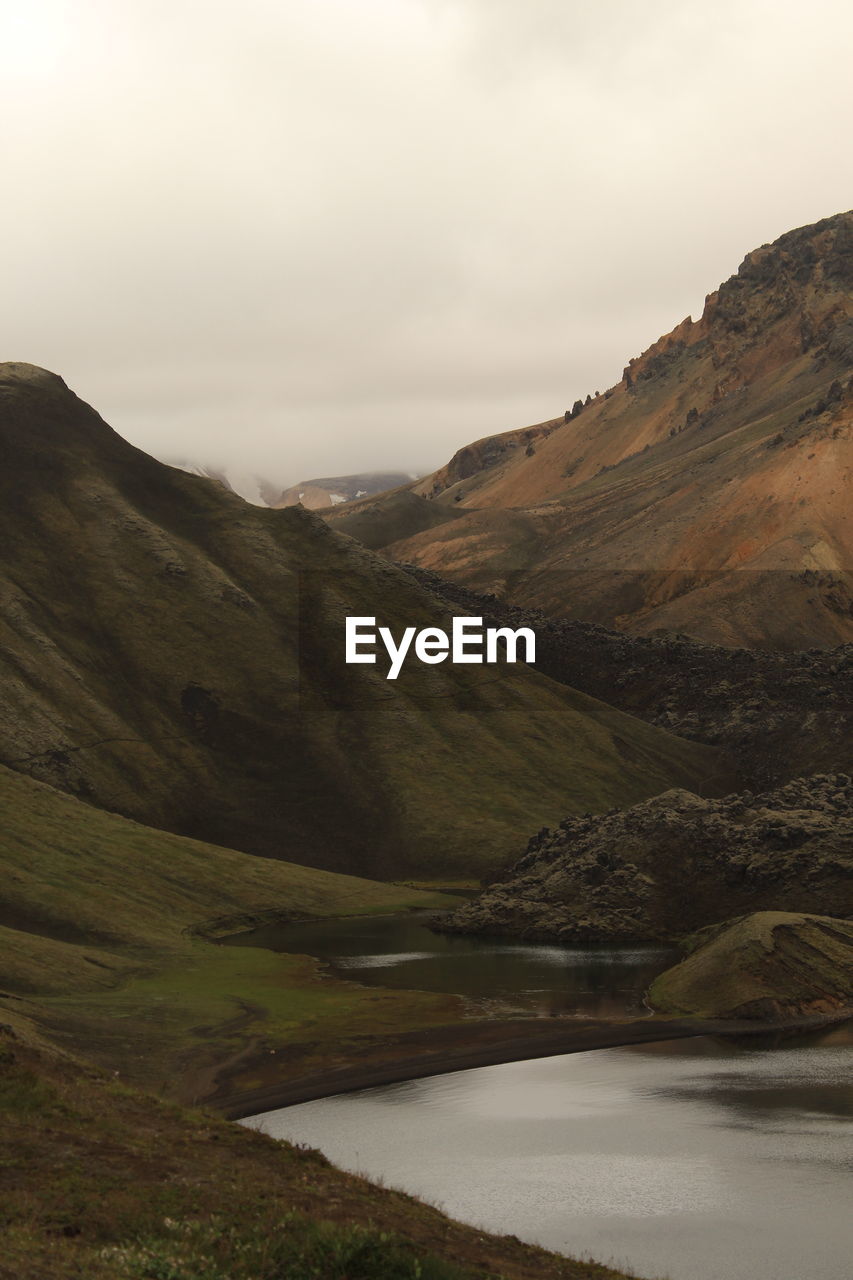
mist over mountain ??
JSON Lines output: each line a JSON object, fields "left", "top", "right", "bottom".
{"left": 163, "top": 462, "right": 417, "bottom": 511}
{"left": 162, "top": 458, "right": 286, "bottom": 507}
{"left": 274, "top": 471, "right": 415, "bottom": 510}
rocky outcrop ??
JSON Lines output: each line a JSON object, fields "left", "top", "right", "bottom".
{"left": 435, "top": 775, "right": 853, "bottom": 943}
{"left": 647, "top": 912, "right": 853, "bottom": 1020}
{"left": 414, "top": 423, "right": 557, "bottom": 500}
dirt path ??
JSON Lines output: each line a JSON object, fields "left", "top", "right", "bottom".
{"left": 179, "top": 997, "right": 268, "bottom": 1105}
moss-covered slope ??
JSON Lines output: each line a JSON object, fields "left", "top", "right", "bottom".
{"left": 648, "top": 912, "right": 853, "bottom": 1019}
{"left": 0, "top": 362, "right": 726, "bottom": 880}
{"left": 0, "top": 763, "right": 472, "bottom": 1094}
{"left": 0, "top": 763, "right": 458, "bottom": 996}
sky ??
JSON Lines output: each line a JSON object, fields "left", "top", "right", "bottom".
{"left": 2, "top": 0, "right": 852, "bottom": 493}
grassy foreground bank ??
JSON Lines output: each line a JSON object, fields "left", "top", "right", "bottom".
{"left": 0, "top": 765, "right": 646, "bottom": 1276}
{"left": 0, "top": 1017, "right": 642, "bottom": 1280}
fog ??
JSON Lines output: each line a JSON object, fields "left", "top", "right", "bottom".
{"left": 2, "top": 0, "right": 851, "bottom": 490}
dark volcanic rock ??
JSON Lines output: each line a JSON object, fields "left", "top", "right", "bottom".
{"left": 404, "top": 566, "right": 853, "bottom": 788}
{"left": 436, "top": 775, "right": 853, "bottom": 944}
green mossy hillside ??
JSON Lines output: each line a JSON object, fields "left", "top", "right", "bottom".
{"left": 0, "top": 363, "right": 728, "bottom": 881}
{"left": 648, "top": 911, "right": 853, "bottom": 1019}
{"left": 0, "top": 763, "right": 456, "bottom": 995}
{"left": 0, "top": 765, "right": 466, "bottom": 1093}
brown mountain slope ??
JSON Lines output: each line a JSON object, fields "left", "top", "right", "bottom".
{"left": 0, "top": 363, "right": 728, "bottom": 881}
{"left": 330, "top": 212, "right": 853, "bottom": 648}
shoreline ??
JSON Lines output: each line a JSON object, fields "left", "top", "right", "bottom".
{"left": 213, "top": 1008, "right": 850, "bottom": 1121}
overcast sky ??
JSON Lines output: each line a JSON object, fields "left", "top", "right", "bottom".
{"left": 3, "top": 0, "right": 852, "bottom": 491}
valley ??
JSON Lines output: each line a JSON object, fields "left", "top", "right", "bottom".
{"left": 2, "top": 210, "right": 851, "bottom": 1280}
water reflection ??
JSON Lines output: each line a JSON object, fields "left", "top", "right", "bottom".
{"left": 224, "top": 912, "right": 675, "bottom": 1016}
{"left": 630, "top": 1036, "right": 853, "bottom": 1123}
{"left": 246, "top": 1032, "right": 853, "bottom": 1280}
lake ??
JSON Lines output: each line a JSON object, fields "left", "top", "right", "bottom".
{"left": 224, "top": 910, "right": 676, "bottom": 1016}
{"left": 234, "top": 914, "right": 853, "bottom": 1280}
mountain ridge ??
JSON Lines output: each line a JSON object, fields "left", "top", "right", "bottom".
{"left": 328, "top": 211, "right": 853, "bottom": 648}
{"left": 0, "top": 362, "right": 727, "bottom": 880}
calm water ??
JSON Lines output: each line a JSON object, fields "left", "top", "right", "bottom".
{"left": 246, "top": 1028, "right": 853, "bottom": 1280}
{"left": 225, "top": 911, "right": 676, "bottom": 1016}
{"left": 232, "top": 914, "right": 852, "bottom": 1279}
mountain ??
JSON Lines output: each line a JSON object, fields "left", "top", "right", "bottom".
{"left": 163, "top": 465, "right": 415, "bottom": 511}
{"left": 328, "top": 212, "right": 853, "bottom": 649}
{"left": 0, "top": 362, "right": 726, "bottom": 881}
{"left": 274, "top": 471, "right": 414, "bottom": 510}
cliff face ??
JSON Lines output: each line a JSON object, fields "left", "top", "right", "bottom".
{"left": 436, "top": 774, "right": 853, "bottom": 944}
{"left": 0, "top": 363, "right": 724, "bottom": 880}
{"left": 416, "top": 422, "right": 558, "bottom": 500}
{"left": 332, "top": 213, "right": 853, "bottom": 648}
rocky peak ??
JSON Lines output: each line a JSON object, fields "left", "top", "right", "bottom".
{"left": 0, "top": 362, "right": 70, "bottom": 393}
{"left": 0, "top": 361, "right": 107, "bottom": 452}
{"left": 623, "top": 211, "right": 853, "bottom": 388}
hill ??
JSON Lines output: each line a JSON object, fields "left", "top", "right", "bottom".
{"left": 0, "top": 761, "right": 456, "bottom": 999}
{"left": 0, "top": 761, "right": 468, "bottom": 1090}
{"left": 0, "top": 1019, "right": 641, "bottom": 1280}
{"left": 401, "top": 568, "right": 853, "bottom": 786}
{"left": 330, "top": 212, "right": 853, "bottom": 648}
{"left": 648, "top": 912, "right": 853, "bottom": 1020}
{"left": 0, "top": 363, "right": 726, "bottom": 881}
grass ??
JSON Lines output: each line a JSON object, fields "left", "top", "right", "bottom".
{"left": 0, "top": 763, "right": 458, "bottom": 969}
{"left": 648, "top": 912, "right": 853, "bottom": 1018}
{"left": 38, "top": 941, "right": 464, "bottom": 1098}
{"left": 0, "top": 1024, "right": 644, "bottom": 1280}
{"left": 393, "top": 879, "right": 483, "bottom": 893}
{"left": 97, "top": 1215, "right": 472, "bottom": 1280}
{"left": 0, "top": 764, "right": 469, "bottom": 1092}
